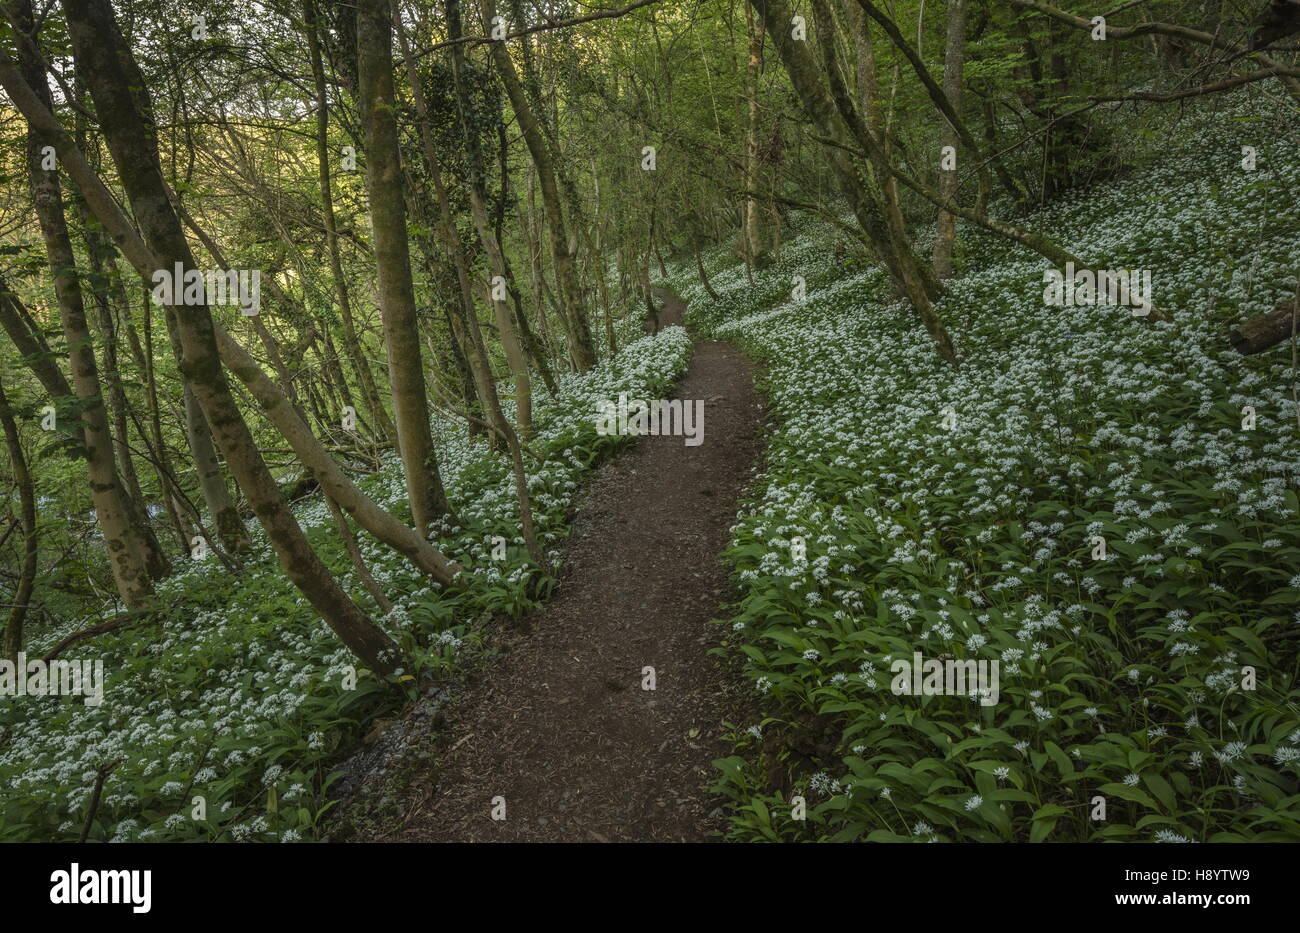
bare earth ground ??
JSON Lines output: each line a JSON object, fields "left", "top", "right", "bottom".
{"left": 330, "top": 287, "right": 765, "bottom": 842}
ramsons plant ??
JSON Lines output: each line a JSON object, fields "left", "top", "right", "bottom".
{"left": 672, "top": 96, "right": 1300, "bottom": 842}
{"left": 0, "top": 325, "right": 691, "bottom": 842}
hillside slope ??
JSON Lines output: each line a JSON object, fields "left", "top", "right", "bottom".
{"left": 669, "top": 100, "right": 1300, "bottom": 842}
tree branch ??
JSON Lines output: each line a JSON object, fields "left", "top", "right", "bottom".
{"left": 413, "top": 0, "right": 665, "bottom": 57}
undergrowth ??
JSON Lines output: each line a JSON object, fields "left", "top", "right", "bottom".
{"left": 668, "top": 97, "right": 1300, "bottom": 842}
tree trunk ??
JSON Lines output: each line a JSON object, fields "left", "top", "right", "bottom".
{"left": 0, "top": 376, "right": 37, "bottom": 664}
{"left": 1230, "top": 298, "right": 1300, "bottom": 355}
{"left": 477, "top": 0, "right": 597, "bottom": 371}
{"left": 442, "top": 304, "right": 483, "bottom": 435}
{"left": 13, "top": 0, "right": 167, "bottom": 604}
{"left": 55, "top": 0, "right": 408, "bottom": 677}
{"left": 693, "top": 232, "right": 722, "bottom": 301}
{"left": 137, "top": 290, "right": 191, "bottom": 551}
{"left": 74, "top": 197, "right": 151, "bottom": 517}
{"left": 523, "top": 170, "right": 558, "bottom": 359}
{"left": 743, "top": 4, "right": 769, "bottom": 267}
{"left": 593, "top": 219, "right": 618, "bottom": 355}
{"left": 303, "top": 0, "right": 396, "bottom": 444}
{"left": 932, "top": 0, "right": 967, "bottom": 279}
{"left": 356, "top": 0, "right": 451, "bottom": 536}
{"left": 756, "top": 0, "right": 958, "bottom": 364}
{"left": 443, "top": 9, "right": 534, "bottom": 437}
{"left": 183, "top": 384, "right": 251, "bottom": 554}
{"left": 325, "top": 494, "right": 393, "bottom": 614}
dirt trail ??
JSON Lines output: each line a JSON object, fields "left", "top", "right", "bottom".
{"left": 367, "top": 287, "right": 764, "bottom": 842}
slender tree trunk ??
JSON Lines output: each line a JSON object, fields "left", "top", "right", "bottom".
{"left": 441, "top": 305, "right": 482, "bottom": 434}
{"left": 827, "top": 0, "right": 930, "bottom": 294}
{"left": 78, "top": 217, "right": 146, "bottom": 505}
{"left": 71, "top": 192, "right": 148, "bottom": 522}
{"left": 183, "top": 384, "right": 251, "bottom": 554}
{"left": 105, "top": 283, "right": 185, "bottom": 548}
{"left": 477, "top": 0, "right": 597, "bottom": 371}
{"left": 325, "top": 494, "right": 392, "bottom": 614}
{"left": 440, "top": 8, "right": 533, "bottom": 437}
{"left": 523, "top": 170, "right": 557, "bottom": 358}
{"left": 137, "top": 292, "right": 190, "bottom": 551}
{"left": 357, "top": 0, "right": 451, "bottom": 535}
{"left": 14, "top": 0, "right": 160, "bottom": 605}
{"left": 319, "top": 329, "right": 357, "bottom": 426}
{"left": 642, "top": 243, "right": 658, "bottom": 334}
{"left": 587, "top": 159, "right": 619, "bottom": 357}
{"left": 303, "top": 0, "right": 396, "bottom": 444}
{"left": 594, "top": 221, "right": 618, "bottom": 355}
{"left": 932, "top": 0, "right": 967, "bottom": 279}
{"left": 497, "top": 142, "right": 557, "bottom": 392}
{"left": 693, "top": 232, "right": 722, "bottom": 301}
{"left": 755, "top": 0, "right": 958, "bottom": 364}
{"left": 0, "top": 376, "right": 37, "bottom": 664}
{"left": 743, "top": 4, "right": 768, "bottom": 267}
{"left": 980, "top": 97, "right": 1027, "bottom": 204}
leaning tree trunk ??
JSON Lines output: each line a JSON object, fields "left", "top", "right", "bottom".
{"left": 754, "top": 0, "right": 958, "bottom": 364}
{"left": 13, "top": 0, "right": 162, "bottom": 605}
{"left": 693, "top": 231, "right": 722, "bottom": 301}
{"left": 53, "top": 0, "right": 407, "bottom": 677}
{"left": 443, "top": 6, "right": 534, "bottom": 437}
{"left": 478, "top": 0, "right": 597, "bottom": 371}
{"left": 325, "top": 494, "right": 393, "bottom": 614}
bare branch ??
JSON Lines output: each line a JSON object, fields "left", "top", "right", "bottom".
{"left": 1091, "top": 66, "right": 1300, "bottom": 102}
{"left": 413, "top": 0, "right": 665, "bottom": 57}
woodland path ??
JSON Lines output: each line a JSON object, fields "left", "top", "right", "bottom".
{"left": 357, "top": 287, "right": 765, "bottom": 842}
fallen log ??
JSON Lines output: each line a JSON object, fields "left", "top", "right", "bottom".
{"left": 1231, "top": 297, "right": 1300, "bottom": 355}
{"left": 39, "top": 598, "right": 178, "bottom": 663}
